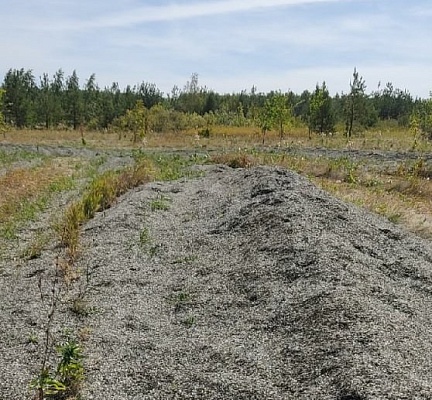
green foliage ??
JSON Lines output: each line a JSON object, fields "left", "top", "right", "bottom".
{"left": 257, "top": 92, "right": 293, "bottom": 142}
{"left": 344, "top": 68, "right": 377, "bottom": 137}
{"left": 181, "top": 315, "right": 196, "bottom": 328}
{"left": 148, "top": 154, "right": 207, "bottom": 181}
{"left": 308, "top": 82, "right": 335, "bottom": 135}
{"left": 56, "top": 340, "right": 84, "bottom": 386}
{"left": 148, "top": 103, "right": 169, "bottom": 132}
{"left": 372, "top": 82, "right": 413, "bottom": 125}
{"left": 31, "top": 369, "right": 66, "bottom": 397}
{"left": 0, "top": 66, "right": 420, "bottom": 131}
{"left": 65, "top": 70, "right": 83, "bottom": 130}
{"left": 0, "top": 89, "right": 6, "bottom": 136}
{"left": 409, "top": 96, "right": 432, "bottom": 139}
{"left": 21, "top": 230, "right": 49, "bottom": 260}
{"left": 150, "top": 195, "right": 171, "bottom": 211}
{"left": 31, "top": 340, "right": 84, "bottom": 398}
{"left": 0, "top": 149, "right": 44, "bottom": 167}
{"left": 116, "top": 100, "right": 149, "bottom": 142}
{"left": 344, "top": 68, "right": 366, "bottom": 138}
{"left": 2, "top": 68, "right": 37, "bottom": 127}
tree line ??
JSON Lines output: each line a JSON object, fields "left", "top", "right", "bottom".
{"left": 1, "top": 67, "right": 431, "bottom": 139}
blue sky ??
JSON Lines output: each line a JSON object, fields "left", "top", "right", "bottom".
{"left": 1, "top": 0, "right": 431, "bottom": 97}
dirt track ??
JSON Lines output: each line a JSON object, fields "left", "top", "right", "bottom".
{"left": 2, "top": 162, "right": 432, "bottom": 399}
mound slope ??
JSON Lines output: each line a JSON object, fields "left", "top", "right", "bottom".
{"left": 2, "top": 165, "right": 432, "bottom": 399}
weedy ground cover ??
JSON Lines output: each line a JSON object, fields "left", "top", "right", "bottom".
{"left": 0, "top": 158, "right": 77, "bottom": 240}
{"left": 4, "top": 121, "right": 432, "bottom": 153}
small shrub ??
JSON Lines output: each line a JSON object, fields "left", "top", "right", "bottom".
{"left": 31, "top": 339, "right": 84, "bottom": 399}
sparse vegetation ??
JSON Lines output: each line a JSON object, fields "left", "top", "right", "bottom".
{"left": 2, "top": 88, "right": 432, "bottom": 398}
{"left": 139, "top": 227, "right": 151, "bottom": 247}
{"left": 31, "top": 339, "right": 84, "bottom": 399}
{"left": 150, "top": 195, "right": 171, "bottom": 211}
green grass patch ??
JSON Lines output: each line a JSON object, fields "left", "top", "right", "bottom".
{"left": 0, "top": 149, "right": 46, "bottom": 167}
{"left": 150, "top": 195, "right": 171, "bottom": 211}
{"left": 133, "top": 151, "right": 208, "bottom": 181}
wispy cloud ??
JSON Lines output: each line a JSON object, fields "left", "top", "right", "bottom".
{"left": 1, "top": 0, "right": 431, "bottom": 98}
{"left": 72, "top": 0, "right": 345, "bottom": 29}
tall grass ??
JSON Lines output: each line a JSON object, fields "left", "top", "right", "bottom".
{"left": 57, "top": 160, "right": 152, "bottom": 258}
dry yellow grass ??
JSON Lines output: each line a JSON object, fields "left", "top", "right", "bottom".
{"left": 0, "top": 158, "right": 77, "bottom": 222}
{"left": 4, "top": 123, "right": 431, "bottom": 153}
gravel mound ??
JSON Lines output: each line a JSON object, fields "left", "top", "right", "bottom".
{"left": 2, "top": 165, "right": 432, "bottom": 399}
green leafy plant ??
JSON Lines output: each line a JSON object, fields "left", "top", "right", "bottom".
{"left": 30, "top": 368, "right": 67, "bottom": 398}
{"left": 56, "top": 340, "right": 84, "bottom": 389}
{"left": 31, "top": 340, "right": 84, "bottom": 399}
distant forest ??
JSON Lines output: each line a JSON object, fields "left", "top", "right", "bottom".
{"left": 0, "top": 68, "right": 431, "bottom": 138}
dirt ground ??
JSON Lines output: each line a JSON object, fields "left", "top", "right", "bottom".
{"left": 2, "top": 155, "right": 432, "bottom": 399}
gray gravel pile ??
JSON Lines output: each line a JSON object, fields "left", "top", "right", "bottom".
{"left": 2, "top": 164, "right": 432, "bottom": 399}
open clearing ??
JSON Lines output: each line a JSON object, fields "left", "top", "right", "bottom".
{"left": 1, "top": 139, "right": 432, "bottom": 399}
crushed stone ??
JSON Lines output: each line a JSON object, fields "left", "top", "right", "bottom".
{"left": 1, "top": 165, "right": 432, "bottom": 399}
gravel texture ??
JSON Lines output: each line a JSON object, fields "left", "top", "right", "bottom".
{"left": 2, "top": 164, "right": 432, "bottom": 399}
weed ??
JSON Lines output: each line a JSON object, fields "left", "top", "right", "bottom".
{"left": 21, "top": 231, "right": 49, "bottom": 260}
{"left": 148, "top": 245, "right": 160, "bottom": 257}
{"left": 0, "top": 149, "right": 44, "bottom": 167}
{"left": 31, "top": 368, "right": 67, "bottom": 398}
{"left": 56, "top": 340, "right": 84, "bottom": 390}
{"left": 0, "top": 221, "right": 16, "bottom": 239}
{"left": 388, "top": 213, "right": 402, "bottom": 224}
{"left": 146, "top": 153, "right": 207, "bottom": 181}
{"left": 150, "top": 195, "right": 171, "bottom": 211}
{"left": 31, "top": 339, "right": 84, "bottom": 399}
{"left": 28, "top": 333, "right": 39, "bottom": 345}
{"left": 57, "top": 202, "right": 84, "bottom": 259}
{"left": 70, "top": 297, "right": 90, "bottom": 317}
{"left": 181, "top": 316, "right": 196, "bottom": 328}
{"left": 139, "top": 227, "right": 151, "bottom": 246}
{"left": 174, "top": 292, "right": 192, "bottom": 303}
{"left": 169, "top": 290, "right": 195, "bottom": 312}
{"left": 47, "top": 176, "right": 76, "bottom": 193}
{"left": 171, "top": 255, "right": 197, "bottom": 265}
{"left": 324, "top": 157, "right": 359, "bottom": 183}
{"left": 77, "top": 327, "right": 92, "bottom": 342}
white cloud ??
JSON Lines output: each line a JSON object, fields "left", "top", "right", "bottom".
{"left": 53, "top": 0, "right": 345, "bottom": 30}
{"left": 1, "top": 0, "right": 431, "bottom": 99}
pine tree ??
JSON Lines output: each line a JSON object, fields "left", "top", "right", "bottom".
{"left": 308, "top": 82, "right": 335, "bottom": 135}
